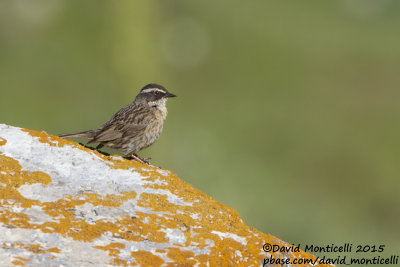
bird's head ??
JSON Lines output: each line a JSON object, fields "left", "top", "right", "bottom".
{"left": 136, "top": 83, "right": 176, "bottom": 108}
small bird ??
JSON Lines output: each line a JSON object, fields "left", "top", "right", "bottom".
{"left": 59, "top": 83, "right": 176, "bottom": 164}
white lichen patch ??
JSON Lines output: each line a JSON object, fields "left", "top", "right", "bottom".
{"left": 0, "top": 225, "right": 111, "bottom": 266}
{"left": 211, "top": 231, "right": 247, "bottom": 245}
{"left": 190, "top": 213, "right": 201, "bottom": 220}
{"left": 21, "top": 205, "right": 54, "bottom": 224}
{"left": 72, "top": 202, "right": 120, "bottom": 224}
{"left": 160, "top": 228, "right": 186, "bottom": 245}
{"left": 156, "top": 169, "right": 170, "bottom": 176}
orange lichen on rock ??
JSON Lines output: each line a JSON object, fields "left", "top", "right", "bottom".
{"left": 131, "top": 250, "right": 165, "bottom": 267}
{"left": 11, "top": 256, "right": 31, "bottom": 267}
{"left": 0, "top": 137, "right": 6, "bottom": 146}
{"left": 21, "top": 129, "right": 66, "bottom": 148}
{"left": 0, "top": 154, "right": 51, "bottom": 215}
{"left": 11, "top": 260, "right": 25, "bottom": 266}
{"left": 166, "top": 248, "right": 196, "bottom": 266}
{"left": 0, "top": 125, "right": 330, "bottom": 266}
{"left": 94, "top": 242, "right": 126, "bottom": 257}
{"left": 106, "top": 156, "right": 144, "bottom": 170}
{"left": 3, "top": 242, "right": 60, "bottom": 255}
{"left": 14, "top": 257, "right": 31, "bottom": 263}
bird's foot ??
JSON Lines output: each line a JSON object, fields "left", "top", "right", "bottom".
{"left": 142, "top": 157, "right": 152, "bottom": 163}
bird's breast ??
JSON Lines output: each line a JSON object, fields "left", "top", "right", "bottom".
{"left": 153, "top": 105, "right": 168, "bottom": 121}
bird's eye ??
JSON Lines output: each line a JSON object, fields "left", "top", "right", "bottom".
{"left": 155, "top": 91, "right": 161, "bottom": 95}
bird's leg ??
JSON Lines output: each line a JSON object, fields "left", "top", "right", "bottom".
{"left": 78, "top": 142, "right": 110, "bottom": 156}
{"left": 130, "top": 154, "right": 145, "bottom": 164}
{"left": 95, "top": 143, "right": 110, "bottom": 155}
{"left": 129, "top": 154, "right": 150, "bottom": 165}
{"left": 79, "top": 142, "right": 95, "bottom": 150}
{"left": 96, "top": 144, "right": 104, "bottom": 150}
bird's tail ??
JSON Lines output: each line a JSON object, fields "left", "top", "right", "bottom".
{"left": 58, "top": 130, "right": 95, "bottom": 139}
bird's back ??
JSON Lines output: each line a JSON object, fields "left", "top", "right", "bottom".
{"left": 90, "top": 102, "right": 165, "bottom": 155}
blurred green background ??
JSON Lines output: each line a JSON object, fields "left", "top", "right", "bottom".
{"left": 1, "top": 0, "right": 399, "bottom": 261}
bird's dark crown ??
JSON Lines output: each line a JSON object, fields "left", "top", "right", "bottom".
{"left": 140, "top": 83, "right": 167, "bottom": 93}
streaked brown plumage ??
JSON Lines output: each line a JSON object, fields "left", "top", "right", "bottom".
{"left": 59, "top": 83, "right": 176, "bottom": 163}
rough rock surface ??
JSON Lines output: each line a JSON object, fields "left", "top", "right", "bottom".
{"left": 0, "top": 124, "right": 328, "bottom": 266}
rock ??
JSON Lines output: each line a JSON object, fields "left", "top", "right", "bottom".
{"left": 0, "top": 124, "right": 328, "bottom": 266}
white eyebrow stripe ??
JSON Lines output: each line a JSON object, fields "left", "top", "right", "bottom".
{"left": 141, "top": 88, "right": 165, "bottom": 94}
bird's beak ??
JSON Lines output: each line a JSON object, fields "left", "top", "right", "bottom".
{"left": 166, "top": 92, "right": 177, "bottom": 98}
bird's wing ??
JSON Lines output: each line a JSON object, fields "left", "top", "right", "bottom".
{"left": 88, "top": 103, "right": 151, "bottom": 144}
